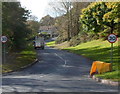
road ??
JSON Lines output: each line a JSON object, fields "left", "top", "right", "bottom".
{"left": 2, "top": 46, "right": 118, "bottom": 92}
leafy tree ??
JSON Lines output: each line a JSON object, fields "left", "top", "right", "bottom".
{"left": 80, "top": 2, "right": 120, "bottom": 35}
{"left": 2, "top": 2, "right": 31, "bottom": 50}
{"left": 27, "top": 20, "right": 40, "bottom": 38}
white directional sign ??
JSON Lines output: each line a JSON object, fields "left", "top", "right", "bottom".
{"left": 108, "top": 34, "right": 117, "bottom": 43}
{"left": 1, "top": 36, "right": 7, "bottom": 43}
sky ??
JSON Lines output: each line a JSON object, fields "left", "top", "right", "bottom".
{"left": 19, "top": 0, "right": 52, "bottom": 21}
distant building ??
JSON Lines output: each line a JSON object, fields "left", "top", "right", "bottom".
{"left": 38, "top": 26, "right": 58, "bottom": 37}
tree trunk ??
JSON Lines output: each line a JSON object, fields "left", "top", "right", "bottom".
{"left": 110, "top": 27, "right": 114, "bottom": 34}
{"left": 67, "top": 9, "right": 70, "bottom": 41}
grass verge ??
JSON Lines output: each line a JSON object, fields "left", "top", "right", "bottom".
{"left": 47, "top": 39, "right": 119, "bottom": 81}
{"left": 46, "top": 41, "right": 55, "bottom": 47}
{"left": 1, "top": 42, "right": 36, "bottom": 73}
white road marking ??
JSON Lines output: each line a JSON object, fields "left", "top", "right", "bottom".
{"left": 54, "top": 53, "right": 67, "bottom": 67}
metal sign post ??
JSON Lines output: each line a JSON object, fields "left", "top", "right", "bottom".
{"left": 3, "top": 43, "right": 6, "bottom": 64}
{"left": 107, "top": 34, "right": 117, "bottom": 63}
{"left": 1, "top": 36, "right": 7, "bottom": 64}
{"left": 111, "top": 43, "right": 113, "bottom": 63}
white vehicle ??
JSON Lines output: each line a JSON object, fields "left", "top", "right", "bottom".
{"left": 34, "top": 36, "right": 45, "bottom": 49}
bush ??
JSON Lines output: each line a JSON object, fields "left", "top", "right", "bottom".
{"left": 55, "top": 36, "right": 68, "bottom": 44}
{"left": 69, "top": 36, "right": 81, "bottom": 46}
{"left": 69, "top": 32, "right": 99, "bottom": 46}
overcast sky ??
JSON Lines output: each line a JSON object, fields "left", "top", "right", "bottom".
{"left": 19, "top": 0, "right": 52, "bottom": 21}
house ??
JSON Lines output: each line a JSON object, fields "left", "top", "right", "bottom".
{"left": 38, "top": 26, "right": 58, "bottom": 37}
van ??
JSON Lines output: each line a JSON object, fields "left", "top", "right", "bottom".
{"left": 34, "top": 36, "right": 45, "bottom": 49}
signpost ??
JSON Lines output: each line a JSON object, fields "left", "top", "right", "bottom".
{"left": 1, "top": 36, "right": 7, "bottom": 64}
{"left": 107, "top": 34, "right": 117, "bottom": 63}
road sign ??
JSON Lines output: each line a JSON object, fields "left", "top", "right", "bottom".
{"left": 107, "top": 34, "right": 117, "bottom": 64}
{"left": 1, "top": 36, "right": 7, "bottom": 43}
{"left": 1, "top": 36, "right": 7, "bottom": 64}
{"left": 107, "top": 34, "right": 117, "bottom": 43}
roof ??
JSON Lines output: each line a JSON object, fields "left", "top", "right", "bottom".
{"left": 39, "top": 26, "right": 55, "bottom": 31}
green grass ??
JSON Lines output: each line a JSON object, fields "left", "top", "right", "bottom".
{"left": 1, "top": 42, "right": 36, "bottom": 73}
{"left": 96, "top": 71, "right": 120, "bottom": 81}
{"left": 46, "top": 41, "right": 55, "bottom": 47}
{"left": 64, "top": 39, "right": 118, "bottom": 62}
{"left": 63, "top": 39, "right": 119, "bottom": 81}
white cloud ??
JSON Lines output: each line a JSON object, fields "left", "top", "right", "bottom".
{"left": 19, "top": 0, "right": 50, "bottom": 21}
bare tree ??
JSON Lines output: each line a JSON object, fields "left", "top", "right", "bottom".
{"left": 49, "top": 1, "right": 73, "bottom": 41}
{"left": 48, "top": 2, "right": 90, "bottom": 42}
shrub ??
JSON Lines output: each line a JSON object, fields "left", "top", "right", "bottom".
{"left": 55, "top": 36, "right": 68, "bottom": 44}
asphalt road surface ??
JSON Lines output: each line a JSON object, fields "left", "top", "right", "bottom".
{"left": 2, "top": 46, "right": 118, "bottom": 92}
